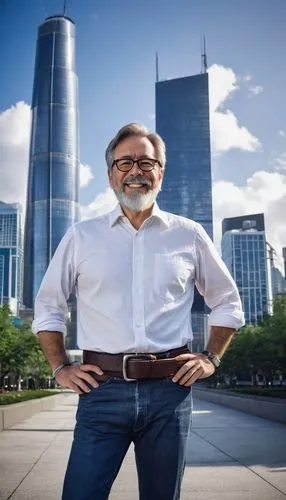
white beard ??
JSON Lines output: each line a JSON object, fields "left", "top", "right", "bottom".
{"left": 113, "top": 184, "right": 161, "bottom": 212}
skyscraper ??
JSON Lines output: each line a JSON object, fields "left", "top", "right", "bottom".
{"left": 221, "top": 214, "right": 270, "bottom": 325}
{"left": 0, "top": 202, "right": 23, "bottom": 316}
{"left": 156, "top": 70, "right": 212, "bottom": 350}
{"left": 23, "top": 15, "right": 79, "bottom": 313}
{"left": 156, "top": 73, "right": 212, "bottom": 239}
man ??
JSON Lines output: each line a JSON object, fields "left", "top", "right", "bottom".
{"left": 33, "top": 123, "right": 244, "bottom": 500}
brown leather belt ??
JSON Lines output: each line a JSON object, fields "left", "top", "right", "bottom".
{"left": 83, "top": 345, "right": 190, "bottom": 381}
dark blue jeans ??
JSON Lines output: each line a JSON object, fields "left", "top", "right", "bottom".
{"left": 62, "top": 377, "right": 192, "bottom": 500}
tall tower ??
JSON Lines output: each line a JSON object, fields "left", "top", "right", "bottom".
{"left": 155, "top": 61, "right": 213, "bottom": 350}
{"left": 156, "top": 72, "right": 212, "bottom": 239}
{"left": 23, "top": 15, "right": 79, "bottom": 310}
{"left": 0, "top": 202, "right": 23, "bottom": 316}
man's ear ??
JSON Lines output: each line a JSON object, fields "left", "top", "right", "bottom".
{"left": 108, "top": 169, "right": 112, "bottom": 186}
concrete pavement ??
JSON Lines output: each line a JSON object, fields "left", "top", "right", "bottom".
{"left": 0, "top": 392, "right": 285, "bottom": 500}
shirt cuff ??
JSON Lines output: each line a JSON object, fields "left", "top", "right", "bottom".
{"left": 32, "top": 319, "right": 67, "bottom": 336}
{"left": 208, "top": 310, "right": 245, "bottom": 330}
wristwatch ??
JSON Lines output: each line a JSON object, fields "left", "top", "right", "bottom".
{"left": 202, "top": 350, "right": 221, "bottom": 368}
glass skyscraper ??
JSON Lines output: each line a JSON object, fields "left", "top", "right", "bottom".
{"left": 156, "top": 73, "right": 212, "bottom": 239}
{"left": 23, "top": 15, "right": 79, "bottom": 311}
{"left": 0, "top": 202, "right": 23, "bottom": 316}
{"left": 221, "top": 214, "right": 269, "bottom": 325}
{"left": 156, "top": 72, "right": 212, "bottom": 349}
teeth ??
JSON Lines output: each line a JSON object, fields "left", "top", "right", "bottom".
{"left": 127, "top": 184, "right": 144, "bottom": 187}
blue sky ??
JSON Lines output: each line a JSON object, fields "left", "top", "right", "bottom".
{"left": 0, "top": 0, "right": 286, "bottom": 267}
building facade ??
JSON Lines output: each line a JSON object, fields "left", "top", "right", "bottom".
{"left": 156, "top": 73, "right": 212, "bottom": 238}
{"left": 0, "top": 202, "right": 23, "bottom": 316}
{"left": 23, "top": 15, "right": 80, "bottom": 347}
{"left": 156, "top": 72, "right": 212, "bottom": 349}
{"left": 271, "top": 267, "right": 286, "bottom": 297}
{"left": 221, "top": 214, "right": 269, "bottom": 325}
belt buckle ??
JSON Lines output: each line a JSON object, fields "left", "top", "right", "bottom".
{"left": 122, "top": 354, "right": 153, "bottom": 381}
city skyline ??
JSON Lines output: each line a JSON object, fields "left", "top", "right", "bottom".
{"left": 0, "top": 0, "right": 286, "bottom": 271}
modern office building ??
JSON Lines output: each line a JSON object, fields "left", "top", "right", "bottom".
{"left": 0, "top": 202, "right": 23, "bottom": 316}
{"left": 156, "top": 70, "right": 212, "bottom": 349}
{"left": 23, "top": 15, "right": 80, "bottom": 347}
{"left": 221, "top": 214, "right": 269, "bottom": 325}
{"left": 156, "top": 72, "right": 212, "bottom": 239}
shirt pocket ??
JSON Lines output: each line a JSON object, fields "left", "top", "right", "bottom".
{"left": 154, "top": 253, "right": 194, "bottom": 303}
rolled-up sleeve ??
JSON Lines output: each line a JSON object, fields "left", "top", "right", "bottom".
{"left": 194, "top": 223, "right": 245, "bottom": 330}
{"left": 32, "top": 227, "right": 76, "bottom": 335}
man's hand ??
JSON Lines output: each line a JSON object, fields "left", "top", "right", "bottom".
{"left": 172, "top": 353, "right": 215, "bottom": 387}
{"left": 55, "top": 364, "right": 104, "bottom": 394}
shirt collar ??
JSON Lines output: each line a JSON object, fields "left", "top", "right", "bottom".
{"left": 108, "top": 203, "right": 170, "bottom": 228}
{"left": 151, "top": 202, "right": 170, "bottom": 227}
{"left": 108, "top": 204, "right": 125, "bottom": 227}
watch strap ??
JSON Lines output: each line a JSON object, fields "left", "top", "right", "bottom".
{"left": 202, "top": 350, "right": 221, "bottom": 368}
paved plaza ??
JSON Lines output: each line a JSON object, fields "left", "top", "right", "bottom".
{"left": 0, "top": 392, "right": 285, "bottom": 500}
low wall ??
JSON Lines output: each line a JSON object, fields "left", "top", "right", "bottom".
{"left": 0, "top": 393, "right": 61, "bottom": 431}
{"left": 193, "top": 387, "right": 286, "bottom": 424}
{"left": 1, "top": 389, "right": 285, "bottom": 431}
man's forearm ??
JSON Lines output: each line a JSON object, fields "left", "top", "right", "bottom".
{"left": 205, "top": 326, "right": 236, "bottom": 358}
{"left": 37, "top": 331, "right": 69, "bottom": 371}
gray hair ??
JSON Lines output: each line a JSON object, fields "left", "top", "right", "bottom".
{"left": 105, "top": 123, "right": 166, "bottom": 171}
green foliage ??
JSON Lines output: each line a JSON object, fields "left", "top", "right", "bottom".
{"left": 220, "top": 296, "right": 286, "bottom": 384}
{"left": 0, "top": 305, "right": 52, "bottom": 390}
{"left": 230, "top": 387, "right": 286, "bottom": 398}
{"left": 0, "top": 390, "right": 58, "bottom": 405}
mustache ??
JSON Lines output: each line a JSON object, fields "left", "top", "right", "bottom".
{"left": 123, "top": 176, "right": 152, "bottom": 187}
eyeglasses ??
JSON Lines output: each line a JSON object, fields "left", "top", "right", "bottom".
{"left": 112, "top": 157, "right": 162, "bottom": 172}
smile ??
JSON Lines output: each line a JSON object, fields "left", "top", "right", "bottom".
{"left": 126, "top": 184, "right": 147, "bottom": 188}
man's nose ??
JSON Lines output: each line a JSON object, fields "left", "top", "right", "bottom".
{"left": 129, "top": 161, "right": 143, "bottom": 175}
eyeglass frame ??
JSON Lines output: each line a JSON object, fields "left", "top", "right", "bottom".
{"left": 112, "top": 157, "right": 162, "bottom": 172}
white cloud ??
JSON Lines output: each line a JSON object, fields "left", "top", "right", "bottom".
{"left": 248, "top": 85, "right": 263, "bottom": 97}
{"left": 209, "top": 64, "right": 261, "bottom": 155}
{"left": 272, "top": 153, "right": 286, "bottom": 171}
{"left": 0, "top": 101, "right": 31, "bottom": 211}
{"left": 80, "top": 187, "right": 117, "bottom": 219}
{"left": 209, "top": 64, "right": 238, "bottom": 111}
{"left": 213, "top": 170, "right": 286, "bottom": 268}
{"left": 80, "top": 163, "right": 94, "bottom": 187}
{"left": 0, "top": 102, "right": 93, "bottom": 229}
{"left": 279, "top": 130, "right": 286, "bottom": 138}
{"left": 243, "top": 74, "right": 253, "bottom": 82}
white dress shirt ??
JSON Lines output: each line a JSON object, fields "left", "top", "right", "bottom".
{"left": 32, "top": 203, "right": 245, "bottom": 353}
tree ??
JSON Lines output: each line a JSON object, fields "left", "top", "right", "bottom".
{"left": 0, "top": 305, "right": 51, "bottom": 390}
{"left": 0, "top": 305, "right": 20, "bottom": 390}
{"left": 219, "top": 296, "right": 286, "bottom": 385}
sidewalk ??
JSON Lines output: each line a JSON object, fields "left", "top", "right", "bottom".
{"left": 0, "top": 392, "right": 285, "bottom": 500}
